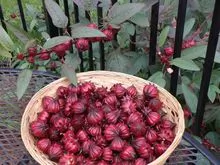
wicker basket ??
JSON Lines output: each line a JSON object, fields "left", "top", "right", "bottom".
{"left": 21, "top": 71, "right": 185, "bottom": 165}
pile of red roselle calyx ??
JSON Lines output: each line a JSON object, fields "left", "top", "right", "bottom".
{"left": 30, "top": 82, "right": 176, "bottom": 165}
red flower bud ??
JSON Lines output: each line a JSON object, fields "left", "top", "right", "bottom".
{"left": 105, "top": 109, "right": 121, "bottom": 124}
{"left": 164, "top": 47, "right": 174, "bottom": 57}
{"left": 36, "top": 138, "right": 51, "bottom": 154}
{"left": 121, "top": 96, "right": 137, "bottom": 114}
{"left": 120, "top": 145, "right": 136, "bottom": 160}
{"left": 58, "top": 153, "right": 76, "bottom": 165}
{"left": 64, "top": 139, "right": 80, "bottom": 154}
{"left": 159, "top": 119, "right": 175, "bottom": 129}
{"left": 75, "top": 39, "right": 89, "bottom": 52}
{"left": 104, "top": 124, "right": 119, "bottom": 141}
{"left": 27, "top": 56, "right": 35, "bottom": 64}
{"left": 28, "top": 47, "right": 37, "bottom": 57}
{"left": 71, "top": 101, "right": 86, "bottom": 114}
{"left": 52, "top": 44, "right": 66, "bottom": 59}
{"left": 42, "top": 96, "right": 60, "bottom": 113}
{"left": 132, "top": 137, "right": 148, "bottom": 150}
{"left": 89, "top": 143, "right": 103, "bottom": 160}
{"left": 76, "top": 130, "right": 89, "bottom": 142}
{"left": 154, "top": 143, "right": 168, "bottom": 156}
{"left": 87, "top": 126, "right": 102, "bottom": 137}
{"left": 127, "top": 112, "right": 143, "bottom": 126}
{"left": 87, "top": 107, "right": 103, "bottom": 125}
{"left": 110, "top": 83, "right": 126, "bottom": 98}
{"left": 137, "top": 146, "right": 150, "bottom": 159}
{"left": 134, "top": 158, "right": 147, "bottom": 165}
{"left": 127, "top": 85, "right": 137, "bottom": 97}
{"left": 39, "top": 49, "right": 50, "bottom": 60}
{"left": 117, "top": 123, "right": 130, "bottom": 139}
{"left": 130, "top": 122, "right": 147, "bottom": 137}
{"left": 57, "top": 86, "right": 68, "bottom": 98}
{"left": 53, "top": 117, "right": 69, "bottom": 132}
{"left": 49, "top": 127, "right": 61, "bottom": 141}
{"left": 102, "top": 29, "right": 114, "bottom": 42}
{"left": 48, "top": 143, "right": 64, "bottom": 161}
{"left": 143, "top": 84, "right": 158, "bottom": 100}
{"left": 17, "top": 53, "right": 25, "bottom": 60}
{"left": 37, "top": 110, "right": 50, "bottom": 122}
{"left": 145, "top": 128, "right": 158, "bottom": 143}
{"left": 110, "top": 137, "right": 125, "bottom": 152}
{"left": 30, "top": 120, "right": 48, "bottom": 138}
{"left": 145, "top": 111, "right": 161, "bottom": 126}
{"left": 104, "top": 94, "right": 117, "bottom": 106}
{"left": 148, "top": 98, "right": 162, "bottom": 111}
{"left": 103, "top": 147, "right": 113, "bottom": 162}
{"left": 158, "top": 128, "right": 175, "bottom": 142}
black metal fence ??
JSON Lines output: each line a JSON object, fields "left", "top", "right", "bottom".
{"left": 0, "top": 0, "right": 220, "bottom": 136}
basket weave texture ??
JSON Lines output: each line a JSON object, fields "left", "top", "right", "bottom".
{"left": 21, "top": 71, "right": 185, "bottom": 165}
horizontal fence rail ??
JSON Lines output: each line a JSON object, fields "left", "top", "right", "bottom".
{"left": 0, "top": 0, "right": 219, "bottom": 135}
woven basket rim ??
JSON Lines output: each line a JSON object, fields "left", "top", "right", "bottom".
{"left": 21, "top": 71, "right": 185, "bottom": 165}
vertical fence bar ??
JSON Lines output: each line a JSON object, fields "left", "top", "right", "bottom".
{"left": 170, "top": 0, "right": 187, "bottom": 96}
{"left": 149, "top": 2, "right": 159, "bottom": 65}
{"left": 129, "top": 0, "right": 136, "bottom": 51}
{"left": 193, "top": 0, "right": 220, "bottom": 135}
{"left": 17, "top": 0, "right": 27, "bottom": 31}
{"left": 63, "top": 0, "right": 71, "bottom": 35}
{"left": 97, "top": 3, "right": 105, "bottom": 70}
{"left": 0, "top": 5, "right": 7, "bottom": 31}
{"left": 42, "top": 0, "right": 59, "bottom": 37}
{"left": 85, "top": 11, "right": 94, "bottom": 71}
{"left": 73, "top": 3, "right": 84, "bottom": 71}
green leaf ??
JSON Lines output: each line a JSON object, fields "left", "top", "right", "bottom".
{"left": 204, "top": 106, "right": 220, "bottom": 123}
{"left": 5, "top": 22, "right": 30, "bottom": 44}
{"left": 181, "top": 45, "right": 207, "bottom": 59}
{"left": 41, "top": 32, "right": 50, "bottom": 40}
{"left": 148, "top": 71, "right": 166, "bottom": 88}
{"left": 72, "top": 26, "right": 106, "bottom": 39}
{"left": 208, "top": 85, "right": 219, "bottom": 103}
{"left": 18, "top": 62, "right": 29, "bottom": 69}
{"left": 109, "top": 3, "right": 145, "bottom": 25}
{"left": 44, "top": 0, "right": 68, "bottom": 28}
{"left": 0, "top": 45, "right": 12, "bottom": 58}
{"left": 43, "top": 36, "right": 72, "bottom": 49}
{"left": 64, "top": 53, "right": 81, "bottom": 69}
{"left": 181, "top": 83, "right": 198, "bottom": 113}
{"left": 106, "top": 49, "right": 133, "bottom": 74}
{"left": 205, "top": 131, "right": 220, "bottom": 146}
{"left": 129, "top": 13, "right": 149, "bottom": 27}
{"left": 30, "top": 19, "right": 37, "bottom": 31}
{"left": 158, "top": 26, "right": 170, "bottom": 47}
{"left": 61, "top": 64, "right": 77, "bottom": 85}
{"left": 0, "top": 25, "right": 14, "bottom": 51}
{"left": 183, "top": 18, "right": 195, "bottom": 39}
{"left": 215, "top": 113, "right": 220, "bottom": 133}
{"left": 124, "top": 23, "right": 135, "bottom": 36}
{"left": 16, "top": 69, "right": 32, "bottom": 100}
{"left": 171, "top": 58, "right": 200, "bottom": 71}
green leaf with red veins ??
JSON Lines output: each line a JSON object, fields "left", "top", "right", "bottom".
{"left": 0, "top": 25, "right": 14, "bottom": 51}
{"left": 109, "top": 3, "right": 146, "bottom": 25}
{"left": 171, "top": 58, "right": 200, "bottom": 71}
{"left": 71, "top": 26, "right": 106, "bottom": 39}
{"left": 43, "top": 36, "right": 72, "bottom": 49}
{"left": 158, "top": 26, "right": 170, "bottom": 47}
{"left": 181, "top": 83, "right": 198, "bottom": 113}
{"left": 16, "top": 69, "right": 33, "bottom": 100}
{"left": 61, "top": 64, "right": 77, "bottom": 86}
{"left": 183, "top": 18, "right": 195, "bottom": 39}
{"left": 44, "top": 0, "right": 68, "bottom": 28}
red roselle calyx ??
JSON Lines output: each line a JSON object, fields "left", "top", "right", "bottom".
{"left": 48, "top": 143, "right": 64, "bottom": 161}
{"left": 76, "top": 130, "right": 89, "bottom": 142}
{"left": 160, "top": 119, "right": 175, "bottom": 129}
{"left": 145, "top": 128, "right": 158, "bottom": 143}
{"left": 37, "top": 110, "right": 50, "bottom": 121}
{"left": 117, "top": 123, "right": 130, "bottom": 139}
{"left": 104, "top": 94, "right": 117, "bottom": 106}
{"left": 135, "top": 158, "right": 147, "bottom": 165}
{"left": 137, "top": 146, "right": 150, "bottom": 159}
{"left": 154, "top": 143, "right": 168, "bottom": 156}
{"left": 37, "top": 138, "right": 51, "bottom": 154}
{"left": 102, "top": 29, "right": 114, "bottom": 42}
{"left": 82, "top": 140, "right": 92, "bottom": 154}
{"left": 120, "top": 145, "right": 136, "bottom": 160}
{"left": 121, "top": 96, "right": 137, "bottom": 114}
{"left": 30, "top": 120, "right": 48, "bottom": 138}
{"left": 164, "top": 47, "right": 174, "bottom": 57}
{"left": 89, "top": 143, "right": 103, "bottom": 159}
{"left": 28, "top": 47, "right": 37, "bottom": 56}
{"left": 64, "top": 139, "right": 80, "bottom": 153}
{"left": 39, "top": 49, "right": 50, "bottom": 60}
{"left": 58, "top": 153, "right": 76, "bottom": 165}
{"left": 145, "top": 111, "right": 161, "bottom": 126}
{"left": 158, "top": 128, "right": 175, "bottom": 142}
{"left": 17, "top": 53, "right": 24, "bottom": 60}
{"left": 53, "top": 117, "right": 69, "bottom": 132}
{"left": 87, "top": 126, "right": 102, "bottom": 136}
{"left": 87, "top": 107, "right": 103, "bottom": 125}
{"left": 42, "top": 96, "right": 60, "bottom": 113}
{"left": 49, "top": 128, "right": 61, "bottom": 141}
{"left": 110, "top": 83, "right": 126, "bottom": 98}
{"left": 71, "top": 101, "right": 86, "bottom": 114}
{"left": 80, "top": 82, "right": 96, "bottom": 94}
{"left": 127, "top": 112, "right": 143, "bottom": 126}
{"left": 148, "top": 98, "right": 162, "bottom": 111}
{"left": 143, "top": 84, "right": 158, "bottom": 99}
{"left": 110, "top": 137, "right": 125, "bottom": 151}
{"left": 104, "top": 124, "right": 119, "bottom": 141}
{"left": 94, "top": 135, "right": 107, "bottom": 147}
{"left": 130, "top": 122, "right": 147, "bottom": 137}
{"left": 75, "top": 39, "right": 89, "bottom": 52}
{"left": 132, "top": 137, "right": 148, "bottom": 150}
{"left": 105, "top": 109, "right": 121, "bottom": 124}
{"left": 62, "top": 130, "right": 75, "bottom": 141}
{"left": 103, "top": 147, "right": 113, "bottom": 161}
{"left": 57, "top": 86, "right": 68, "bottom": 98}
{"left": 127, "top": 85, "right": 137, "bottom": 97}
